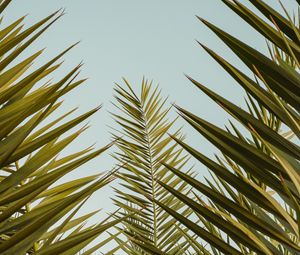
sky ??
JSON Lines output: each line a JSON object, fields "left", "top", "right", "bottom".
{"left": 4, "top": 0, "right": 298, "bottom": 253}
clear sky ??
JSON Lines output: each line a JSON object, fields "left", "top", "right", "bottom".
{"left": 4, "top": 0, "right": 298, "bottom": 252}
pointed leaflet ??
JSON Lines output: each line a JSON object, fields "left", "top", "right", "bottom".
{"left": 248, "top": 0, "right": 299, "bottom": 41}
{"left": 199, "top": 17, "right": 300, "bottom": 99}
{"left": 221, "top": 0, "right": 300, "bottom": 59}
{"left": 185, "top": 75, "right": 300, "bottom": 160}
{"left": 155, "top": 199, "right": 243, "bottom": 255}
{"left": 162, "top": 163, "right": 299, "bottom": 251}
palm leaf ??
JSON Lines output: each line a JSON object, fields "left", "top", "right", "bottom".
{"left": 156, "top": 1, "right": 300, "bottom": 254}
{"left": 0, "top": 3, "right": 118, "bottom": 254}
{"left": 110, "top": 78, "right": 197, "bottom": 254}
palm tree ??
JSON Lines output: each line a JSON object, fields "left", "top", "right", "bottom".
{"left": 151, "top": 0, "right": 300, "bottom": 254}
{"left": 110, "top": 78, "right": 197, "bottom": 254}
{"left": 0, "top": 1, "right": 120, "bottom": 254}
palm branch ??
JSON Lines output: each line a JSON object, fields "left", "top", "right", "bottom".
{"left": 155, "top": 1, "right": 300, "bottom": 254}
{"left": 0, "top": 2, "right": 120, "bottom": 254}
{"left": 110, "top": 78, "right": 198, "bottom": 254}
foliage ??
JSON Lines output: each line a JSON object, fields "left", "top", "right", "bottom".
{"left": 4, "top": 0, "right": 300, "bottom": 254}
{"left": 110, "top": 79, "right": 197, "bottom": 254}
{"left": 0, "top": 1, "right": 119, "bottom": 254}
{"left": 153, "top": 0, "right": 300, "bottom": 254}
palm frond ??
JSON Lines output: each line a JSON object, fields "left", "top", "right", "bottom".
{"left": 0, "top": 3, "right": 118, "bottom": 254}
{"left": 111, "top": 78, "right": 197, "bottom": 254}
{"left": 156, "top": 1, "right": 300, "bottom": 254}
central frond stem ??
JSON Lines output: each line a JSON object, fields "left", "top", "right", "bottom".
{"left": 141, "top": 108, "right": 158, "bottom": 246}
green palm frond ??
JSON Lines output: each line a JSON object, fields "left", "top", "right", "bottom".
{"left": 111, "top": 78, "right": 198, "bottom": 254}
{"left": 0, "top": 3, "right": 119, "bottom": 254}
{"left": 155, "top": 1, "right": 300, "bottom": 254}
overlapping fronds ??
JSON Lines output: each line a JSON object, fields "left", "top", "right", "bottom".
{"left": 155, "top": 1, "right": 300, "bottom": 254}
{"left": 0, "top": 2, "right": 119, "bottom": 254}
{"left": 110, "top": 78, "right": 198, "bottom": 254}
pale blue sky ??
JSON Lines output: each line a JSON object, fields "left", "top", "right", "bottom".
{"left": 4, "top": 0, "right": 298, "bottom": 252}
